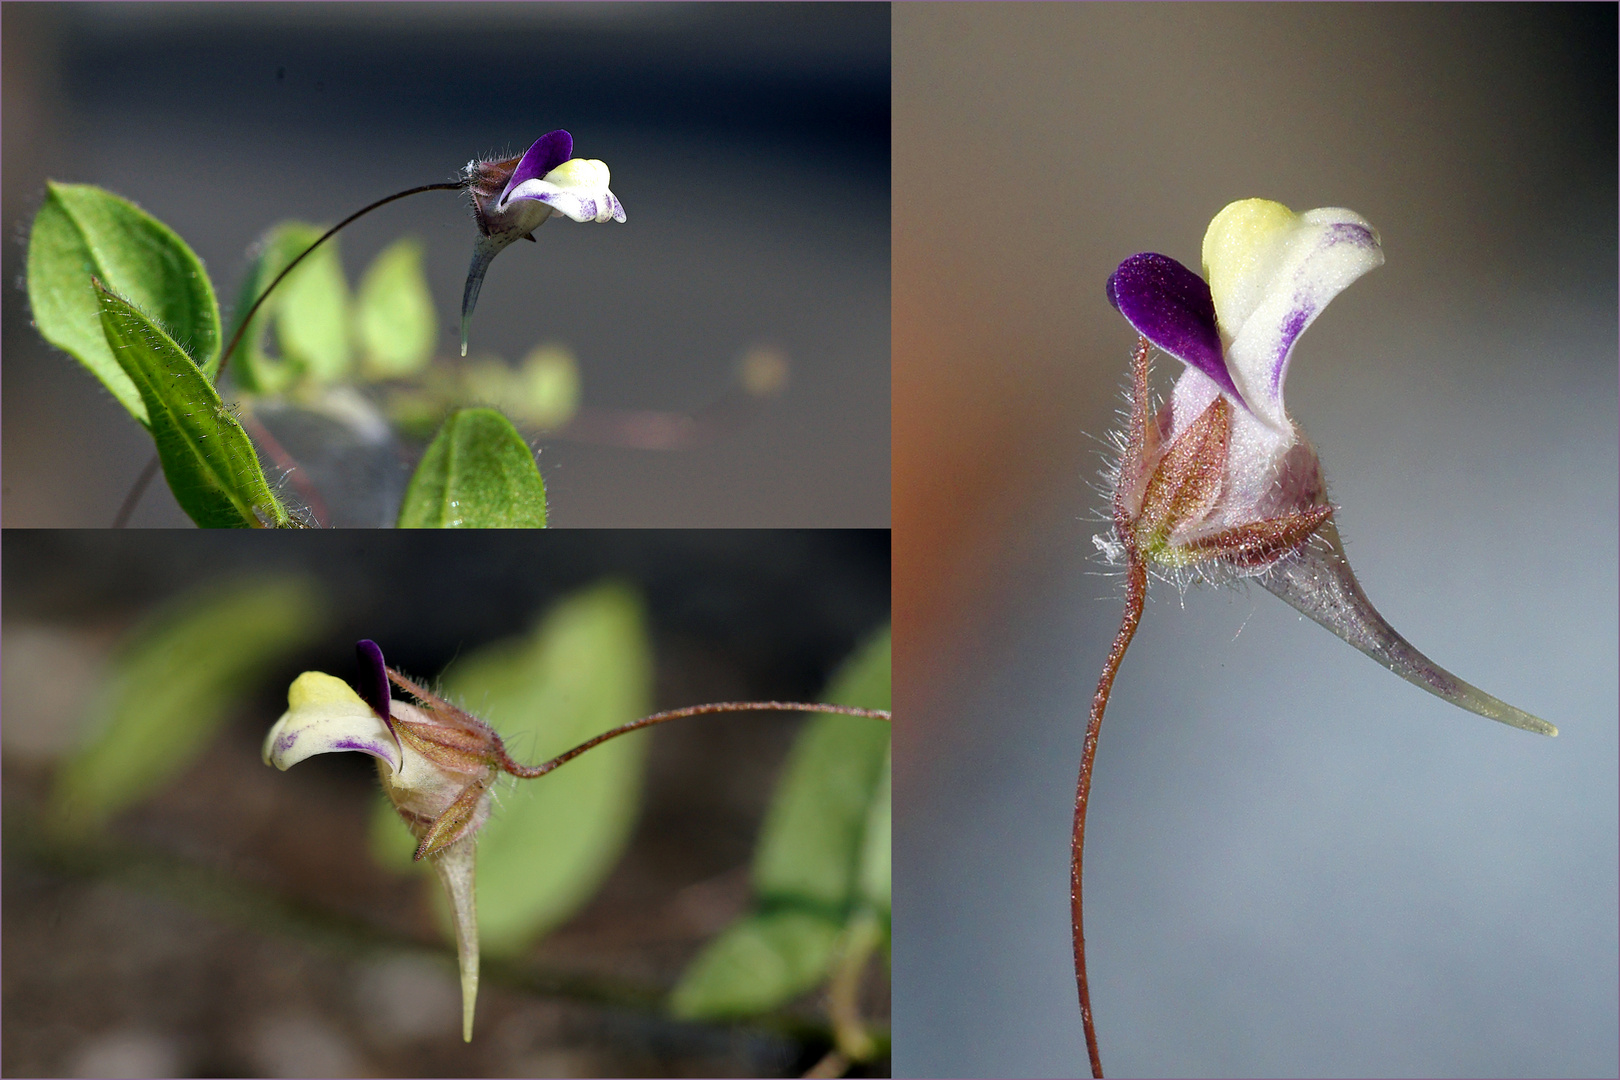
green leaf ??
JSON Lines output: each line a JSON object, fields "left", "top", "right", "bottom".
{"left": 50, "top": 575, "right": 326, "bottom": 834}
{"left": 751, "top": 627, "right": 892, "bottom": 909}
{"left": 669, "top": 627, "right": 892, "bottom": 1018}
{"left": 227, "top": 223, "right": 314, "bottom": 394}
{"left": 275, "top": 229, "right": 351, "bottom": 383}
{"left": 397, "top": 407, "right": 547, "bottom": 528}
{"left": 27, "top": 181, "right": 221, "bottom": 423}
{"left": 356, "top": 237, "right": 437, "bottom": 379}
{"left": 856, "top": 746, "right": 891, "bottom": 917}
{"left": 369, "top": 582, "right": 654, "bottom": 955}
{"left": 226, "top": 222, "right": 350, "bottom": 391}
{"left": 669, "top": 909, "right": 845, "bottom": 1020}
{"left": 96, "top": 282, "right": 293, "bottom": 528}
{"left": 509, "top": 344, "right": 581, "bottom": 430}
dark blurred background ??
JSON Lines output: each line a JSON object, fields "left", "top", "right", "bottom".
{"left": 892, "top": 5, "right": 1617, "bottom": 1078}
{"left": 2, "top": 529, "right": 889, "bottom": 1077}
{"left": 3, "top": 2, "right": 890, "bottom": 527}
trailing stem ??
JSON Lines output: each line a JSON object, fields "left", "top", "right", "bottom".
{"left": 497, "top": 701, "right": 893, "bottom": 779}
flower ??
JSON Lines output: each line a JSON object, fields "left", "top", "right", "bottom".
{"left": 1101, "top": 199, "right": 1554, "bottom": 736}
{"left": 459, "top": 130, "right": 626, "bottom": 355}
{"left": 262, "top": 640, "right": 509, "bottom": 1040}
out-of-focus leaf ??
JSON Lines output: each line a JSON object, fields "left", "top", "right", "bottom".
{"left": 274, "top": 228, "right": 350, "bottom": 383}
{"left": 96, "top": 282, "right": 292, "bottom": 528}
{"left": 856, "top": 745, "right": 891, "bottom": 918}
{"left": 51, "top": 576, "right": 326, "bottom": 833}
{"left": 356, "top": 237, "right": 437, "bottom": 379}
{"left": 228, "top": 223, "right": 310, "bottom": 394}
{"left": 226, "top": 222, "right": 349, "bottom": 393}
{"left": 369, "top": 582, "right": 653, "bottom": 955}
{"left": 459, "top": 357, "right": 514, "bottom": 409}
{"left": 455, "top": 346, "right": 579, "bottom": 431}
{"left": 397, "top": 408, "right": 547, "bottom": 528}
{"left": 510, "top": 344, "right": 581, "bottom": 430}
{"left": 669, "top": 909, "right": 844, "bottom": 1020}
{"left": 27, "top": 181, "right": 221, "bottom": 422}
{"left": 752, "top": 627, "right": 892, "bottom": 908}
{"left": 670, "top": 627, "right": 892, "bottom": 1018}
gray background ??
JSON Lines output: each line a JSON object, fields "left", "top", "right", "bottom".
{"left": 3, "top": 2, "right": 889, "bottom": 527}
{"left": 892, "top": 5, "right": 1617, "bottom": 1078}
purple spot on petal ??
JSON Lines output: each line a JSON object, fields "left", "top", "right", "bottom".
{"left": 331, "top": 737, "right": 389, "bottom": 758}
{"left": 1273, "top": 301, "right": 1315, "bottom": 393}
{"left": 1324, "top": 222, "right": 1376, "bottom": 247}
{"left": 275, "top": 731, "right": 298, "bottom": 753}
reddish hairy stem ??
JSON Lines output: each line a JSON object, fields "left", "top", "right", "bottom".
{"left": 111, "top": 455, "right": 162, "bottom": 528}
{"left": 1073, "top": 550, "right": 1145, "bottom": 1080}
{"left": 498, "top": 701, "right": 893, "bottom": 779}
{"left": 1075, "top": 334, "right": 1155, "bottom": 1078}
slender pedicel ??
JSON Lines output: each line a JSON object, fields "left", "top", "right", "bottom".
{"left": 217, "top": 182, "right": 464, "bottom": 381}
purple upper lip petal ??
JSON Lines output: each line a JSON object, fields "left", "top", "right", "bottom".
{"left": 355, "top": 639, "right": 393, "bottom": 728}
{"left": 499, "top": 130, "right": 574, "bottom": 209}
{"left": 1107, "top": 252, "right": 1245, "bottom": 408}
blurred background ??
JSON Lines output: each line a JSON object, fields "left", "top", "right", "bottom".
{"left": 892, "top": 5, "right": 1617, "bottom": 1078}
{"left": 3, "top": 2, "right": 889, "bottom": 527}
{"left": 2, "top": 529, "right": 889, "bottom": 1077}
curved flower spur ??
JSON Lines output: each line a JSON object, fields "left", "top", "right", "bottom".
{"left": 1070, "top": 199, "right": 1555, "bottom": 1077}
{"left": 262, "top": 640, "right": 890, "bottom": 1042}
